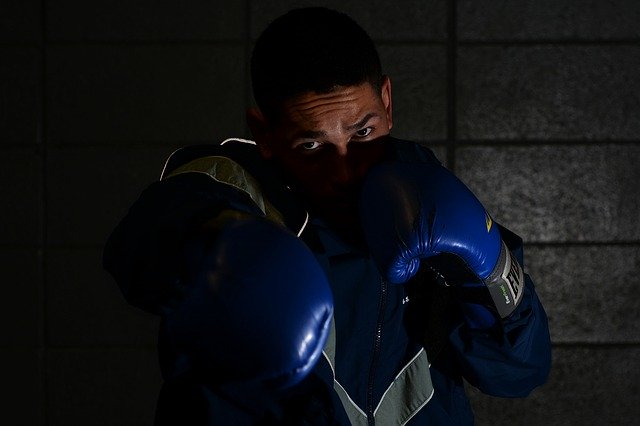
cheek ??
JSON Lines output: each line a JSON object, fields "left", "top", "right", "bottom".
{"left": 348, "top": 138, "right": 390, "bottom": 177}
{"left": 280, "top": 157, "right": 328, "bottom": 192}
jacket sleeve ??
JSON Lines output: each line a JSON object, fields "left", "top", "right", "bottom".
{"left": 448, "top": 225, "right": 552, "bottom": 397}
{"left": 103, "top": 171, "right": 264, "bottom": 316}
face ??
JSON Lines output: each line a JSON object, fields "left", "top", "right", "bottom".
{"left": 247, "top": 77, "right": 393, "bottom": 238}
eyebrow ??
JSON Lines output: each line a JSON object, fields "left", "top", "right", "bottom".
{"left": 291, "top": 113, "right": 379, "bottom": 140}
{"left": 293, "top": 129, "right": 326, "bottom": 139}
{"left": 345, "top": 113, "right": 379, "bottom": 131}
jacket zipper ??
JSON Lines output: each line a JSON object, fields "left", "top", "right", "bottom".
{"left": 366, "top": 277, "right": 388, "bottom": 425}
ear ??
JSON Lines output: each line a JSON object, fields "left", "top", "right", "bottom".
{"left": 380, "top": 75, "right": 393, "bottom": 131}
{"left": 246, "top": 107, "right": 273, "bottom": 159}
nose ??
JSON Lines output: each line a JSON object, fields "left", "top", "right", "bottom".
{"left": 323, "top": 136, "right": 390, "bottom": 198}
{"left": 328, "top": 146, "right": 361, "bottom": 193}
{"left": 329, "top": 152, "right": 352, "bottom": 186}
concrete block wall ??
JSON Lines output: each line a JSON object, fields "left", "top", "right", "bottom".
{"left": 1, "top": 1, "right": 638, "bottom": 424}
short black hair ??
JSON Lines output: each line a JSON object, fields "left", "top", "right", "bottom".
{"left": 251, "top": 7, "right": 383, "bottom": 122}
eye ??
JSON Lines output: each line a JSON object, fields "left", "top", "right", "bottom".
{"left": 355, "top": 127, "right": 373, "bottom": 138}
{"left": 297, "top": 141, "right": 322, "bottom": 151}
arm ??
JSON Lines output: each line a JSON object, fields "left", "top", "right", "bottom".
{"left": 359, "top": 156, "right": 551, "bottom": 398}
{"left": 103, "top": 141, "right": 303, "bottom": 315}
{"left": 103, "top": 147, "right": 333, "bottom": 392}
{"left": 103, "top": 171, "right": 262, "bottom": 315}
{"left": 449, "top": 225, "right": 552, "bottom": 397}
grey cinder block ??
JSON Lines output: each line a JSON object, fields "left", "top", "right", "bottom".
{"left": 0, "top": 0, "right": 41, "bottom": 42}
{"left": 455, "top": 145, "right": 640, "bottom": 243}
{"left": 380, "top": 45, "right": 448, "bottom": 142}
{"left": 46, "top": 146, "right": 175, "bottom": 246}
{"left": 458, "top": 0, "right": 640, "bottom": 41}
{"left": 47, "top": 0, "right": 245, "bottom": 41}
{"left": 250, "top": 0, "right": 447, "bottom": 41}
{"left": 47, "top": 45, "right": 246, "bottom": 145}
{"left": 457, "top": 46, "right": 640, "bottom": 140}
{"left": 0, "top": 249, "right": 41, "bottom": 346}
{"left": 526, "top": 245, "right": 640, "bottom": 344}
{"left": 0, "top": 148, "right": 42, "bottom": 245}
{"left": 0, "top": 348, "right": 44, "bottom": 426}
{"left": 47, "top": 348, "right": 161, "bottom": 426}
{"left": 46, "top": 248, "right": 159, "bottom": 346}
{"left": 0, "top": 48, "right": 40, "bottom": 147}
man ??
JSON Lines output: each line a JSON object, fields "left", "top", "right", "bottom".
{"left": 104, "top": 7, "right": 551, "bottom": 425}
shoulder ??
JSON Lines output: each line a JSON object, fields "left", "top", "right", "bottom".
{"left": 160, "top": 138, "right": 261, "bottom": 179}
{"left": 160, "top": 138, "right": 308, "bottom": 235}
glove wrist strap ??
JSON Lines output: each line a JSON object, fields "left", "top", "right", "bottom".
{"left": 484, "top": 241, "right": 525, "bottom": 318}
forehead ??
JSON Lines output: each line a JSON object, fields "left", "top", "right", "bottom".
{"left": 276, "top": 83, "right": 381, "bottom": 133}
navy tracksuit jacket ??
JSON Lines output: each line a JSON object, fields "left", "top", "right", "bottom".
{"left": 103, "top": 137, "right": 552, "bottom": 425}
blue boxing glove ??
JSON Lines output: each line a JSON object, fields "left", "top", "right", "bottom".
{"left": 164, "top": 212, "right": 333, "bottom": 390}
{"left": 360, "top": 161, "right": 524, "bottom": 327}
